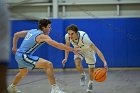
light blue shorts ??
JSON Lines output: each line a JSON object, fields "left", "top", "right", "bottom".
{"left": 15, "top": 52, "right": 39, "bottom": 70}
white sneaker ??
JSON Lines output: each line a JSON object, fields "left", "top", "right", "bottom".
{"left": 51, "top": 85, "right": 66, "bottom": 93}
{"left": 7, "top": 84, "right": 21, "bottom": 93}
{"left": 80, "top": 72, "right": 87, "bottom": 86}
{"left": 87, "top": 82, "right": 93, "bottom": 93}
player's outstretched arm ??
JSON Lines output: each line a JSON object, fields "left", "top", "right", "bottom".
{"left": 12, "top": 31, "right": 28, "bottom": 54}
{"left": 36, "top": 34, "right": 74, "bottom": 52}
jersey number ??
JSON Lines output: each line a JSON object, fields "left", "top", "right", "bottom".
{"left": 25, "top": 33, "right": 32, "bottom": 40}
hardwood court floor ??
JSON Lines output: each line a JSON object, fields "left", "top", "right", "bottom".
{"left": 7, "top": 69, "right": 140, "bottom": 93}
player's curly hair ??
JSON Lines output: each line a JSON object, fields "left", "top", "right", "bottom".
{"left": 66, "top": 24, "right": 78, "bottom": 33}
{"left": 38, "top": 19, "right": 51, "bottom": 30}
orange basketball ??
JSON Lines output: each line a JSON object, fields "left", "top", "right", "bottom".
{"left": 93, "top": 68, "right": 107, "bottom": 82}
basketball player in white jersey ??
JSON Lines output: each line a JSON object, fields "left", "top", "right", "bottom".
{"left": 62, "top": 24, "right": 108, "bottom": 93}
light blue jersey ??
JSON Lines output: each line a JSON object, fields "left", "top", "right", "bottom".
{"left": 15, "top": 29, "right": 45, "bottom": 70}
{"left": 17, "top": 29, "right": 44, "bottom": 54}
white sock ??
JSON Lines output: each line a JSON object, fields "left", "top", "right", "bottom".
{"left": 51, "top": 84, "right": 56, "bottom": 87}
{"left": 89, "top": 80, "right": 93, "bottom": 84}
{"left": 52, "top": 84, "right": 59, "bottom": 89}
{"left": 11, "top": 83, "right": 16, "bottom": 87}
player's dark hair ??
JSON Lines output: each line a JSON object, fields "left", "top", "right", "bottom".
{"left": 66, "top": 24, "right": 78, "bottom": 33}
{"left": 38, "top": 19, "right": 51, "bottom": 30}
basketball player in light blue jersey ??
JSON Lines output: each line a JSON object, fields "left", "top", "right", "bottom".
{"left": 62, "top": 24, "right": 108, "bottom": 93}
{"left": 8, "top": 19, "right": 79, "bottom": 93}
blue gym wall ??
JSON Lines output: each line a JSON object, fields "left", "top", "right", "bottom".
{"left": 9, "top": 18, "right": 140, "bottom": 69}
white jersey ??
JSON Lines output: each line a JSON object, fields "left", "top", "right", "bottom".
{"left": 65, "top": 31, "right": 96, "bottom": 64}
{"left": 65, "top": 31, "right": 93, "bottom": 51}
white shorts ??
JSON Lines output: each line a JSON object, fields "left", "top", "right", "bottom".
{"left": 74, "top": 50, "right": 96, "bottom": 65}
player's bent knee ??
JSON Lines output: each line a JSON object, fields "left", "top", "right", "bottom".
{"left": 46, "top": 62, "right": 53, "bottom": 68}
{"left": 75, "top": 59, "right": 82, "bottom": 66}
{"left": 75, "top": 62, "right": 81, "bottom": 67}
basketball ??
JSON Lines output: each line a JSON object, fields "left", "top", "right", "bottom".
{"left": 93, "top": 68, "right": 107, "bottom": 82}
